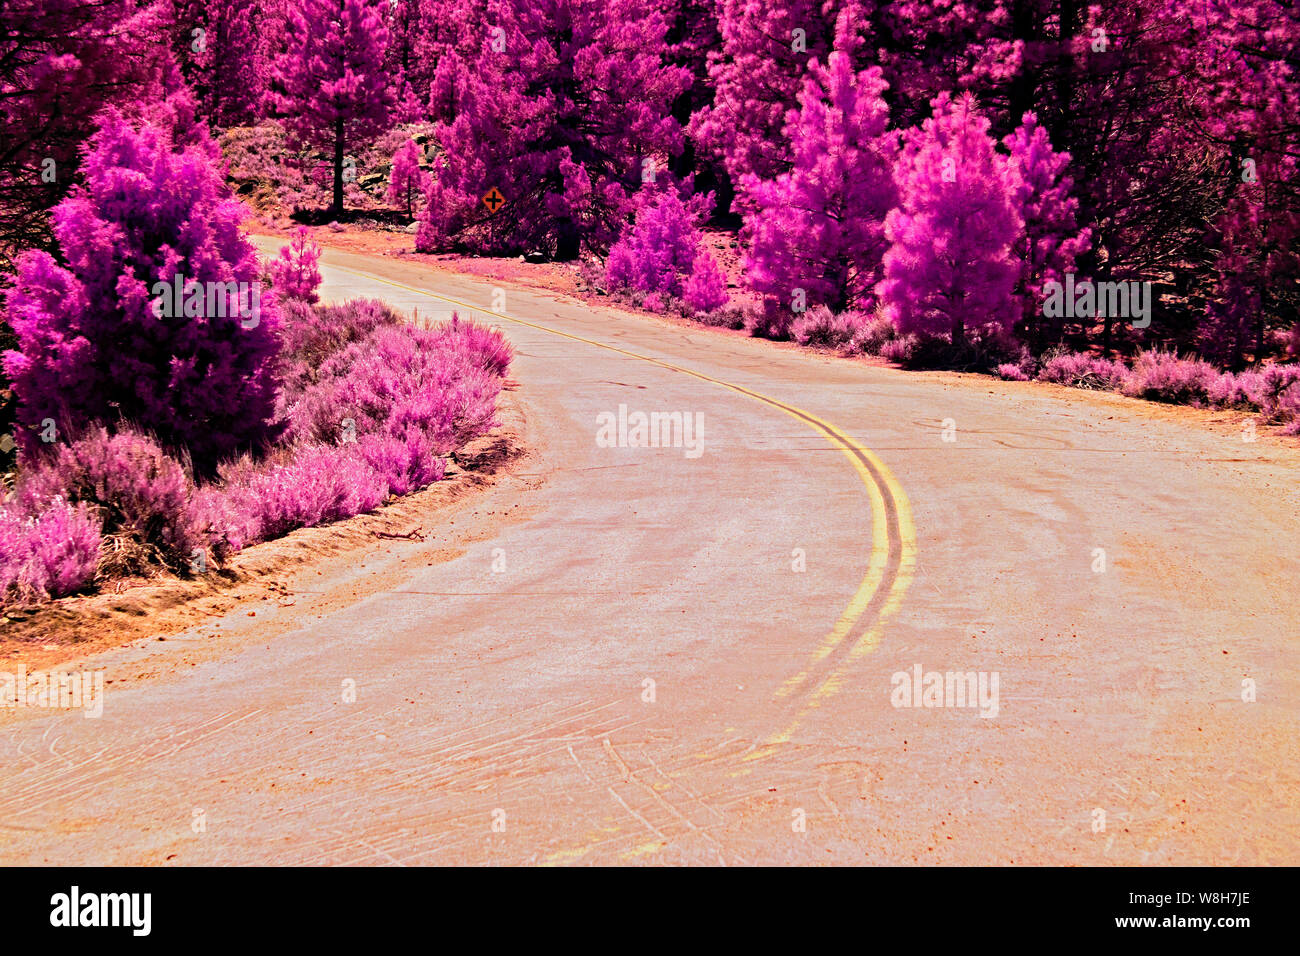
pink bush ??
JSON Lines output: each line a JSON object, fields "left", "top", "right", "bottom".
{"left": 606, "top": 189, "right": 714, "bottom": 301}
{"left": 847, "top": 314, "right": 902, "bottom": 356}
{"left": 219, "top": 444, "right": 388, "bottom": 542}
{"left": 791, "top": 307, "right": 870, "bottom": 350}
{"left": 0, "top": 501, "right": 102, "bottom": 606}
{"left": 1036, "top": 353, "right": 1129, "bottom": 390}
{"left": 357, "top": 430, "right": 447, "bottom": 497}
{"left": 996, "top": 363, "right": 1031, "bottom": 381}
{"left": 427, "top": 315, "right": 515, "bottom": 378}
{"left": 2, "top": 113, "right": 282, "bottom": 474}
{"left": 269, "top": 227, "right": 323, "bottom": 304}
{"left": 285, "top": 323, "right": 502, "bottom": 451}
{"left": 1251, "top": 364, "right": 1300, "bottom": 421}
{"left": 1121, "top": 351, "right": 1217, "bottom": 404}
{"left": 17, "top": 426, "right": 206, "bottom": 572}
{"left": 743, "top": 299, "right": 795, "bottom": 340}
{"left": 683, "top": 250, "right": 729, "bottom": 314}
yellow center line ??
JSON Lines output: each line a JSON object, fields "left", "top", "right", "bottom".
{"left": 324, "top": 261, "right": 916, "bottom": 864}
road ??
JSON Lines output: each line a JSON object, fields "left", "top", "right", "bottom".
{"left": 2, "top": 242, "right": 1297, "bottom": 864}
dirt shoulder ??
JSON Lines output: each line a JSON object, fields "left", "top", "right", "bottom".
{"left": 0, "top": 394, "right": 533, "bottom": 674}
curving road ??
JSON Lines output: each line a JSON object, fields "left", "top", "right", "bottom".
{"left": 2, "top": 242, "right": 1297, "bottom": 865}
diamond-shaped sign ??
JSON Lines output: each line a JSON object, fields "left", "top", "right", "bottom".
{"left": 482, "top": 187, "right": 506, "bottom": 213}
{"left": 0, "top": 434, "right": 14, "bottom": 454}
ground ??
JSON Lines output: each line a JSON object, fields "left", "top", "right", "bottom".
{"left": 1, "top": 238, "right": 1296, "bottom": 865}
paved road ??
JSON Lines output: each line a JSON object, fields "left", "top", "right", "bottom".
{"left": 2, "top": 242, "right": 1297, "bottom": 864}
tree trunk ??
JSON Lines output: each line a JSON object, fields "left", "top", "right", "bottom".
{"left": 555, "top": 219, "right": 580, "bottom": 261}
{"left": 332, "top": 116, "right": 345, "bottom": 218}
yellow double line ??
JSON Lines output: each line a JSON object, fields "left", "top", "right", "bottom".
{"left": 326, "top": 260, "right": 916, "bottom": 858}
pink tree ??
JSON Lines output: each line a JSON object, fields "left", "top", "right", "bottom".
{"left": 269, "top": 227, "right": 324, "bottom": 303}
{"left": 878, "top": 92, "right": 1022, "bottom": 345}
{"left": 689, "top": 0, "right": 844, "bottom": 191}
{"left": 1002, "top": 111, "right": 1090, "bottom": 345}
{"left": 741, "top": 33, "right": 897, "bottom": 315}
{"left": 417, "top": 0, "right": 690, "bottom": 259}
{"left": 2, "top": 113, "right": 282, "bottom": 473}
{"left": 0, "top": 0, "right": 174, "bottom": 260}
{"left": 174, "top": 0, "right": 268, "bottom": 127}
{"left": 605, "top": 186, "right": 721, "bottom": 306}
{"left": 271, "top": 0, "right": 393, "bottom": 216}
{"left": 387, "top": 139, "right": 430, "bottom": 219}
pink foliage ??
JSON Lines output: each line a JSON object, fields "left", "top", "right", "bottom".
{"left": 269, "top": 227, "right": 323, "bottom": 304}
{"left": 878, "top": 92, "right": 1022, "bottom": 344}
{"left": 606, "top": 189, "right": 713, "bottom": 300}
{"left": 791, "top": 307, "right": 870, "bottom": 350}
{"left": 996, "top": 363, "right": 1031, "bottom": 381}
{"left": 742, "top": 30, "right": 896, "bottom": 314}
{"left": 271, "top": 0, "right": 393, "bottom": 214}
{"left": 218, "top": 444, "right": 389, "bottom": 542}
{"left": 1, "top": 113, "right": 282, "bottom": 475}
{"left": 0, "top": 501, "right": 101, "bottom": 606}
{"left": 1002, "top": 112, "right": 1091, "bottom": 336}
{"left": 1036, "top": 353, "right": 1129, "bottom": 390}
{"left": 386, "top": 138, "right": 429, "bottom": 218}
{"left": 683, "top": 249, "right": 729, "bottom": 314}
{"left": 416, "top": 0, "right": 691, "bottom": 258}
{"left": 17, "top": 426, "right": 207, "bottom": 571}
{"left": 1120, "top": 351, "right": 1218, "bottom": 405}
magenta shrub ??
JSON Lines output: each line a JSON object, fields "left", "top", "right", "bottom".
{"left": 791, "top": 307, "right": 869, "bottom": 350}
{"left": 996, "top": 363, "right": 1031, "bottom": 382}
{"left": 219, "top": 444, "right": 389, "bottom": 542}
{"left": 1036, "top": 353, "right": 1129, "bottom": 390}
{"left": 0, "top": 501, "right": 102, "bottom": 606}
{"left": 1252, "top": 364, "right": 1300, "bottom": 421}
{"left": 269, "top": 228, "right": 324, "bottom": 304}
{"left": 285, "top": 323, "right": 503, "bottom": 452}
{"left": 606, "top": 189, "right": 715, "bottom": 302}
{"left": 2, "top": 112, "right": 282, "bottom": 475}
{"left": 17, "top": 426, "right": 206, "bottom": 572}
{"left": 427, "top": 315, "right": 515, "bottom": 378}
{"left": 683, "top": 250, "right": 729, "bottom": 314}
{"left": 742, "top": 299, "right": 796, "bottom": 341}
{"left": 1121, "top": 351, "right": 1218, "bottom": 405}
{"left": 847, "top": 314, "right": 902, "bottom": 356}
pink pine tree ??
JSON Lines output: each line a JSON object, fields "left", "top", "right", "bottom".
{"left": 741, "top": 30, "right": 897, "bottom": 315}
{"left": 1, "top": 112, "right": 282, "bottom": 473}
{"left": 174, "top": 0, "right": 268, "bottom": 127}
{"left": 683, "top": 248, "right": 729, "bottom": 314}
{"left": 605, "top": 188, "right": 713, "bottom": 299}
{"left": 689, "top": 0, "right": 843, "bottom": 189}
{"left": 271, "top": 0, "right": 393, "bottom": 216}
{"left": 387, "top": 139, "right": 429, "bottom": 220}
{"left": 417, "top": 0, "right": 691, "bottom": 259}
{"left": 0, "top": 0, "right": 174, "bottom": 258}
{"left": 878, "top": 92, "right": 1023, "bottom": 345}
{"left": 1002, "top": 111, "right": 1090, "bottom": 344}
{"left": 270, "top": 227, "right": 324, "bottom": 303}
